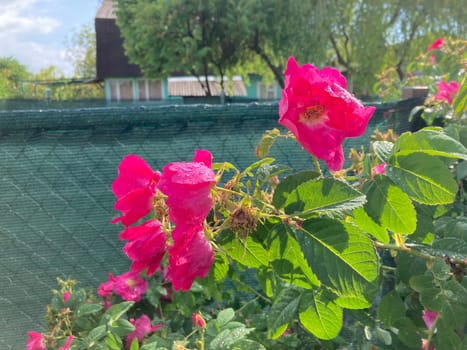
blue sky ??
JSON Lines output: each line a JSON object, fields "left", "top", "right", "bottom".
{"left": 0, "top": 0, "right": 102, "bottom": 76}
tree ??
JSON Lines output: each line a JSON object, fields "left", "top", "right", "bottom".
{"left": 0, "top": 57, "right": 31, "bottom": 98}
{"left": 115, "top": 0, "right": 466, "bottom": 96}
{"left": 116, "top": 0, "right": 250, "bottom": 96}
{"left": 65, "top": 23, "right": 97, "bottom": 78}
{"left": 239, "top": 0, "right": 328, "bottom": 88}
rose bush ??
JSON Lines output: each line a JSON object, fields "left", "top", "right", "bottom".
{"left": 28, "top": 51, "right": 466, "bottom": 349}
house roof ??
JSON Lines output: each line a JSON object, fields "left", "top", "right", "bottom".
{"left": 168, "top": 76, "right": 247, "bottom": 97}
{"left": 96, "top": 0, "right": 116, "bottom": 19}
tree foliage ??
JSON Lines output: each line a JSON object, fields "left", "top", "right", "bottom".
{"left": 116, "top": 0, "right": 249, "bottom": 96}
{"left": 115, "top": 0, "right": 465, "bottom": 95}
{"left": 65, "top": 23, "right": 97, "bottom": 78}
{"left": 0, "top": 57, "right": 31, "bottom": 98}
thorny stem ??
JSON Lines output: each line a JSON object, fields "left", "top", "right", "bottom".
{"left": 375, "top": 242, "right": 436, "bottom": 261}
{"left": 374, "top": 241, "right": 467, "bottom": 266}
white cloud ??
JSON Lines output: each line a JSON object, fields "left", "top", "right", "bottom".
{"left": 0, "top": 0, "right": 58, "bottom": 31}
{"left": 1, "top": 38, "right": 73, "bottom": 76}
{"left": 0, "top": 0, "right": 69, "bottom": 74}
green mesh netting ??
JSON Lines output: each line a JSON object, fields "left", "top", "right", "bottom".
{"left": 0, "top": 102, "right": 397, "bottom": 349}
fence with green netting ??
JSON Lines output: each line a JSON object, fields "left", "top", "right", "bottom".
{"left": 0, "top": 100, "right": 418, "bottom": 349}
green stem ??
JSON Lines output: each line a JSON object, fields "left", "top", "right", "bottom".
{"left": 375, "top": 242, "right": 436, "bottom": 261}
{"left": 425, "top": 313, "right": 439, "bottom": 349}
{"left": 312, "top": 156, "right": 323, "bottom": 176}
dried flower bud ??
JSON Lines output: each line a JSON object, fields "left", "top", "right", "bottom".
{"left": 229, "top": 206, "right": 258, "bottom": 238}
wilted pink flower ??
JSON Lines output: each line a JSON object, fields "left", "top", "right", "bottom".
{"left": 429, "top": 54, "right": 436, "bottom": 65}
{"left": 26, "top": 331, "right": 46, "bottom": 350}
{"left": 98, "top": 273, "right": 116, "bottom": 297}
{"left": 63, "top": 291, "right": 71, "bottom": 303}
{"left": 59, "top": 336, "right": 73, "bottom": 350}
{"left": 433, "top": 80, "right": 460, "bottom": 105}
{"left": 192, "top": 312, "right": 206, "bottom": 329}
{"left": 120, "top": 219, "right": 167, "bottom": 276}
{"left": 125, "top": 314, "right": 163, "bottom": 349}
{"left": 166, "top": 225, "right": 214, "bottom": 291}
{"left": 373, "top": 163, "right": 387, "bottom": 175}
{"left": 111, "top": 155, "right": 161, "bottom": 226}
{"left": 428, "top": 38, "right": 444, "bottom": 51}
{"left": 113, "top": 271, "right": 148, "bottom": 302}
{"left": 422, "top": 310, "right": 439, "bottom": 330}
{"left": 279, "top": 56, "right": 375, "bottom": 171}
{"left": 158, "top": 150, "right": 216, "bottom": 226}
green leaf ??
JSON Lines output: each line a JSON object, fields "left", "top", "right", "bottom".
{"left": 393, "top": 317, "right": 421, "bottom": 348}
{"left": 272, "top": 170, "right": 320, "bottom": 209}
{"left": 268, "top": 286, "right": 301, "bottom": 339}
{"left": 433, "top": 320, "right": 463, "bottom": 350}
{"left": 351, "top": 207, "right": 389, "bottom": 243}
{"left": 280, "top": 178, "right": 366, "bottom": 217}
{"left": 429, "top": 258, "right": 451, "bottom": 281}
{"left": 432, "top": 237, "right": 467, "bottom": 260}
{"left": 377, "top": 291, "right": 406, "bottom": 328}
{"left": 363, "top": 176, "right": 416, "bottom": 234}
{"left": 298, "top": 289, "right": 343, "bottom": 340}
{"left": 452, "top": 78, "right": 466, "bottom": 119}
{"left": 392, "top": 129, "right": 467, "bottom": 160}
{"left": 387, "top": 153, "right": 458, "bottom": 205}
{"left": 268, "top": 223, "right": 320, "bottom": 288}
{"left": 103, "top": 301, "right": 135, "bottom": 323}
{"left": 129, "top": 338, "right": 140, "bottom": 350}
{"left": 230, "top": 339, "right": 266, "bottom": 350}
{"left": 217, "top": 308, "right": 235, "bottom": 328}
{"left": 213, "top": 252, "right": 229, "bottom": 282}
{"left": 241, "top": 157, "right": 275, "bottom": 177}
{"left": 105, "top": 332, "right": 124, "bottom": 350}
{"left": 395, "top": 253, "right": 426, "bottom": 284}
{"left": 110, "top": 318, "right": 135, "bottom": 336}
{"left": 222, "top": 233, "right": 269, "bottom": 268}
{"left": 373, "top": 141, "right": 394, "bottom": 162}
{"left": 255, "top": 164, "right": 291, "bottom": 188}
{"left": 86, "top": 325, "right": 107, "bottom": 342}
{"left": 209, "top": 326, "right": 253, "bottom": 350}
{"left": 76, "top": 303, "right": 103, "bottom": 318}
{"left": 255, "top": 128, "right": 281, "bottom": 158}
{"left": 140, "top": 342, "right": 159, "bottom": 350}
{"left": 297, "top": 218, "right": 379, "bottom": 309}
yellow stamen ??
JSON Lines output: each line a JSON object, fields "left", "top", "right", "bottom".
{"left": 299, "top": 105, "right": 326, "bottom": 125}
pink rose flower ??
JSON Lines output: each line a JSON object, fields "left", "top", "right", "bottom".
{"left": 98, "top": 271, "right": 148, "bottom": 301}
{"left": 372, "top": 163, "right": 387, "bottom": 176}
{"left": 192, "top": 312, "right": 206, "bottom": 329}
{"left": 120, "top": 220, "right": 167, "bottom": 276}
{"left": 98, "top": 273, "right": 116, "bottom": 297}
{"left": 59, "top": 336, "right": 73, "bottom": 350}
{"left": 166, "top": 225, "right": 214, "bottom": 291}
{"left": 157, "top": 150, "right": 216, "bottom": 227}
{"left": 428, "top": 38, "right": 444, "bottom": 51}
{"left": 125, "top": 314, "right": 163, "bottom": 349}
{"left": 279, "top": 56, "right": 375, "bottom": 171}
{"left": 111, "top": 155, "right": 161, "bottom": 226}
{"left": 63, "top": 291, "right": 71, "bottom": 303}
{"left": 113, "top": 271, "right": 149, "bottom": 302}
{"left": 433, "top": 80, "right": 460, "bottom": 105}
{"left": 26, "top": 331, "right": 46, "bottom": 350}
{"left": 422, "top": 310, "right": 439, "bottom": 330}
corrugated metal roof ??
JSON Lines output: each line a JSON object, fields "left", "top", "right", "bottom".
{"left": 168, "top": 77, "right": 247, "bottom": 97}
